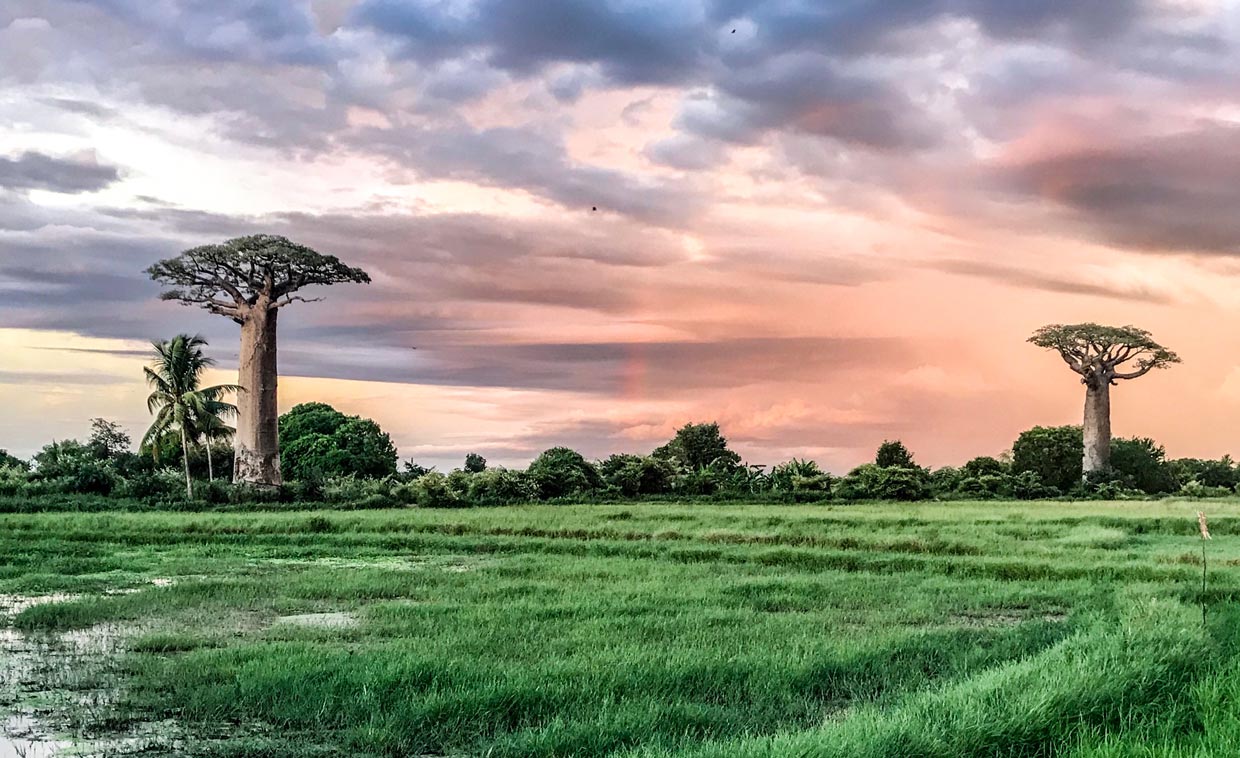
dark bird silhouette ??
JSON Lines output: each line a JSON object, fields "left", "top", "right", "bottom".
{"left": 592, "top": 206, "right": 597, "bottom": 211}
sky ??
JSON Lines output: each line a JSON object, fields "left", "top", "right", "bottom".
{"left": 2, "top": 0, "right": 1240, "bottom": 472}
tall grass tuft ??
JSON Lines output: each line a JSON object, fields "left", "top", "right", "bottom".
{"left": 1198, "top": 510, "right": 1211, "bottom": 626}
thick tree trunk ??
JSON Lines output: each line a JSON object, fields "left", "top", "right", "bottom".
{"left": 1082, "top": 379, "right": 1111, "bottom": 476}
{"left": 234, "top": 304, "right": 282, "bottom": 486}
{"left": 180, "top": 424, "right": 194, "bottom": 499}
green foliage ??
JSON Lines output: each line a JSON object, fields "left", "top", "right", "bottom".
{"left": 834, "top": 464, "right": 928, "bottom": 501}
{"left": 87, "top": 418, "right": 131, "bottom": 459}
{"left": 147, "top": 234, "right": 371, "bottom": 308}
{"left": 0, "top": 449, "right": 28, "bottom": 471}
{"left": 928, "top": 466, "right": 963, "bottom": 496}
{"left": 769, "top": 459, "right": 832, "bottom": 501}
{"left": 875, "top": 440, "right": 916, "bottom": 469}
{"left": 1009, "top": 470, "right": 1058, "bottom": 500}
{"left": 463, "top": 452, "right": 487, "bottom": 473}
{"left": 141, "top": 334, "right": 238, "bottom": 498}
{"left": 961, "top": 456, "right": 1007, "bottom": 478}
{"left": 600, "top": 454, "right": 675, "bottom": 497}
{"left": 464, "top": 468, "right": 538, "bottom": 505}
{"left": 1170, "top": 457, "right": 1238, "bottom": 490}
{"left": 279, "top": 402, "right": 348, "bottom": 446}
{"left": 118, "top": 470, "right": 186, "bottom": 502}
{"left": 279, "top": 403, "right": 397, "bottom": 481}
{"left": 653, "top": 422, "right": 742, "bottom": 472}
{"left": 1110, "top": 437, "right": 1178, "bottom": 494}
{"left": 1029, "top": 323, "right": 1180, "bottom": 377}
{"left": 320, "top": 476, "right": 401, "bottom": 509}
{"left": 1012, "top": 425, "right": 1083, "bottom": 493}
{"left": 527, "top": 447, "right": 603, "bottom": 499}
{"left": 412, "top": 471, "right": 465, "bottom": 508}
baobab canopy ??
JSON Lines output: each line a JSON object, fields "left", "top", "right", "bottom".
{"left": 1029, "top": 323, "right": 1179, "bottom": 476}
{"left": 147, "top": 235, "right": 370, "bottom": 487}
{"left": 146, "top": 234, "right": 370, "bottom": 321}
{"left": 1028, "top": 324, "right": 1180, "bottom": 383}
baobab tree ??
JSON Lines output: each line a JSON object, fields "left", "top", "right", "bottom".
{"left": 1029, "top": 323, "right": 1179, "bottom": 476}
{"left": 147, "top": 235, "right": 370, "bottom": 486}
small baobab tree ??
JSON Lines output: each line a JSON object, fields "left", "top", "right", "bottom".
{"left": 147, "top": 235, "right": 370, "bottom": 487}
{"left": 1029, "top": 323, "right": 1179, "bottom": 476}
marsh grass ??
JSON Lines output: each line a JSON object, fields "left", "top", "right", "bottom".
{"left": 2, "top": 501, "right": 1239, "bottom": 756}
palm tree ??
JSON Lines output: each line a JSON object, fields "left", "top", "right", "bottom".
{"left": 142, "top": 335, "right": 238, "bottom": 498}
{"left": 194, "top": 404, "right": 235, "bottom": 482}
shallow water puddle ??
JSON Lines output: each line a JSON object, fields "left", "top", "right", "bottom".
{"left": 1, "top": 586, "right": 172, "bottom": 756}
{"left": 1, "top": 714, "right": 70, "bottom": 758}
{"left": 275, "top": 612, "right": 359, "bottom": 629}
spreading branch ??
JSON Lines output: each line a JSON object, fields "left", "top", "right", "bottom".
{"left": 147, "top": 234, "right": 370, "bottom": 322}
{"left": 1029, "top": 323, "right": 1180, "bottom": 384}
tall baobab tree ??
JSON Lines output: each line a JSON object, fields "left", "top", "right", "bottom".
{"left": 1029, "top": 323, "right": 1179, "bottom": 476}
{"left": 147, "top": 235, "right": 370, "bottom": 487}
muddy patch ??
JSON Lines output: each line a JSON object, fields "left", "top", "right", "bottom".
{"left": 258, "top": 555, "right": 493, "bottom": 573}
{"left": 274, "top": 612, "right": 359, "bottom": 629}
{"left": 949, "top": 608, "right": 1069, "bottom": 628}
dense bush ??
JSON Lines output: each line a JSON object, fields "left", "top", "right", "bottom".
{"left": 1169, "top": 457, "right": 1237, "bottom": 490}
{"left": 769, "top": 459, "right": 832, "bottom": 501}
{"left": 875, "top": 440, "right": 917, "bottom": 469}
{"left": 465, "top": 468, "right": 538, "bottom": 505}
{"left": 835, "top": 464, "right": 928, "bottom": 501}
{"left": 600, "top": 454, "right": 675, "bottom": 497}
{"left": 280, "top": 403, "right": 398, "bottom": 481}
{"left": 1109, "top": 438, "right": 1177, "bottom": 494}
{"left": 1013, "top": 426, "right": 1083, "bottom": 493}
{"left": 653, "top": 423, "right": 741, "bottom": 471}
{"left": 0, "top": 450, "right": 28, "bottom": 471}
{"left": 527, "top": 447, "right": 603, "bottom": 499}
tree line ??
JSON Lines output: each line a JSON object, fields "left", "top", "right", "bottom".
{"left": 2, "top": 405, "right": 1237, "bottom": 507}
{"left": 0, "top": 235, "right": 1201, "bottom": 505}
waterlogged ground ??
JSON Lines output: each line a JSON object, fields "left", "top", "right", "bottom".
{"left": 3, "top": 501, "right": 1240, "bottom": 756}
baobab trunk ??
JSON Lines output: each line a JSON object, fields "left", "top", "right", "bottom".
{"left": 1082, "top": 378, "right": 1111, "bottom": 475}
{"left": 235, "top": 304, "right": 282, "bottom": 486}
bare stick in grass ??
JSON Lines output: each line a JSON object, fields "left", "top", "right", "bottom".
{"left": 1198, "top": 511, "right": 1211, "bottom": 627}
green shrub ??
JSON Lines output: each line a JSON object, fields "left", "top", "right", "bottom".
{"left": 279, "top": 403, "right": 397, "bottom": 481}
{"left": 1111, "top": 437, "right": 1178, "bottom": 494}
{"left": 1012, "top": 425, "right": 1083, "bottom": 493}
{"left": 875, "top": 440, "right": 916, "bottom": 468}
{"left": 1009, "top": 470, "right": 1058, "bottom": 500}
{"left": 527, "top": 447, "right": 602, "bottom": 499}
{"left": 1178, "top": 479, "right": 1234, "bottom": 499}
{"left": 0, "top": 465, "right": 31, "bottom": 497}
{"left": 770, "top": 459, "right": 832, "bottom": 501}
{"left": 413, "top": 472, "right": 465, "bottom": 508}
{"left": 600, "top": 454, "right": 675, "bottom": 497}
{"left": 118, "top": 470, "right": 185, "bottom": 502}
{"left": 465, "top": 467, "right": 538, "bottom": 505}
{"left": 835, "top": 464, "right": 928, "bottom": 501}
{"left": 652, "top": 422, "right": 741, "bottom": 471}
{"left": 961, "top": 456, "right": 1008, "bottom": 478}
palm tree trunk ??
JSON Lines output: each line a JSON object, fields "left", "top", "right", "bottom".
{"left": 181, "top": 425, "right": 194, "bottom": 499}
{"left": 206, "top": 441, "right": 214, "bottom": 482}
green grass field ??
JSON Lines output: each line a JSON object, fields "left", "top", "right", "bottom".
{"left": 3, "top": 501, "right": 1240, "bottom": 756}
